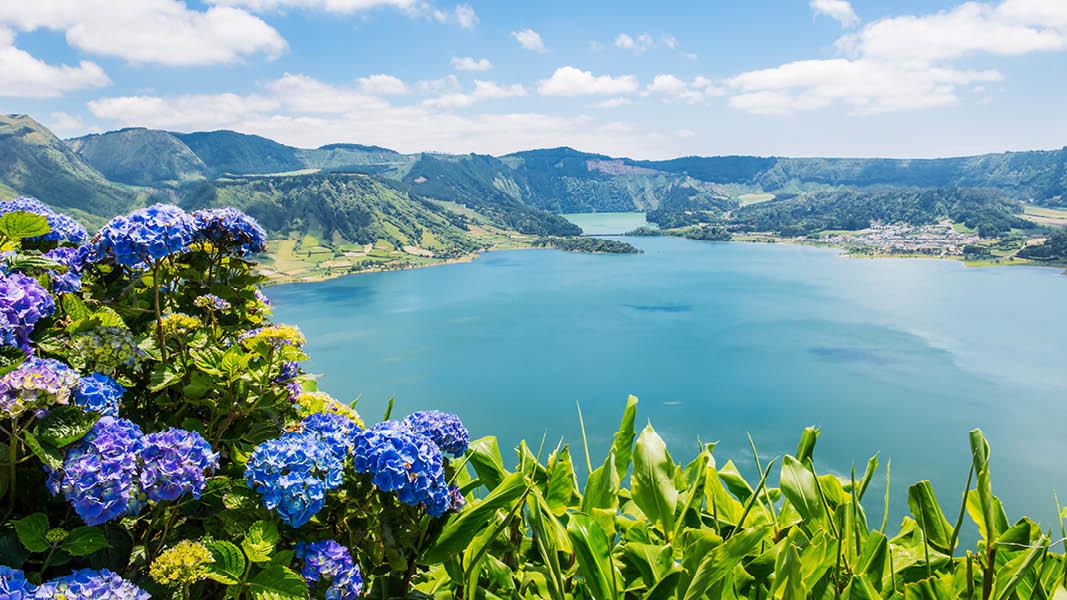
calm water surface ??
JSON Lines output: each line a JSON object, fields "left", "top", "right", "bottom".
{"left": 268, "top": 216, "right": 1067, "bottom": 529}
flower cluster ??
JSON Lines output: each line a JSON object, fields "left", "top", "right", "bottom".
{"left": 295, "top": 540, "right": 364, "bottom": 600}
{"left": 194, "top": 293, "right": 232, "bottom": 312}
{"left": 68, "top": 327, "right": 140, "bottom": 373}
{"left": 299, "top": 412, "right": 361, "bottom": 458}
{"left": 73, "top": 373, "right": 125, "bottom": 417}
{"left": 240, "top": 324, "right": 306, "bottom": 349}
{"left": 402, "top": 410, "right": 470, "bottom": 457}
{"left": 351, "top": 422, "right": 451, "bottom": 517}
{"left": 139, "top": 429, "right": 219, "bottom": 502}
{"left": 88, "top": 203, "right": 196, "bottom": 269}
{"left": 43, "top": 246, "right": 84, "bottom": 293}
{"left": 49, "top": 417, "right": 145, "bottom": 526}
{"left": 160, "top": 312, "right": 203, "bottom": 336}
{"left": 0, "top": 357, "right": 80, "bottom": 418}
{"left": 0, "top": 197, "right": 88, "bottom": 244}
{"left": 150, "top": 540, "right": 214, "bottom": 587}
{"left": 32, "top": 568, "right": 150, "bottom": 600}
{"left": 293, "top": 391, "right": 364, "bottom": 427}
{"left": 245, "top": 431, "right": 345, "bottom": 527}
{"left": 192, "top": 207, "right": 268, "bottom": 256}
{"left": 0, "top": 565, "right": 34, "bottom": 598}
{"left": 0, "top": 270, "right": 55, "bottom": 353}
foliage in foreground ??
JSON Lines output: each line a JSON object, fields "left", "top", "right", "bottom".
{"left": 0, "top": 197, "right": 1065, "bottom": 599}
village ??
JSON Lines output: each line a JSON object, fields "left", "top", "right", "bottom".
{"left": 820, "top": 220, "right": 981, "bottom": 256}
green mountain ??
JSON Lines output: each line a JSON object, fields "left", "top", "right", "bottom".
{"left": 172, "top": 130, "right": 305, "bottom": 176}
{"left": 0, "top": 114, "right": 143, "bottom": 224}
{"left": 67, "top": 127, "right": 208, "bottom": 186}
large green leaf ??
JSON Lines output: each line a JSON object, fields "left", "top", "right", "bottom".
{"left": 205, "top": 540, "right": 245, "bottom": 585}
{"left": 13, "top": 513, "right": 49, "bottom": 553}
{"left": 780, "top": 455, "right": 822, "bottom": 524}
{"left": 582, "top": 451, "right": 619, "bottom": 512}
{"left": 682, "top": 525, "right": 770, "bottom": 600}
{"left": 567, "top": 512, "right": 619, "bottom": 600}
{"left": 467, "top": 436, "right": 508, "bottom": 490}
{"left": 770, "top": 544, "right": 805, "bottom": 600}
{"left": 62, "top": 526, "right": 109, "bottom": 556}
{"left": 248, "top": 565, "right": 308, "bottom": 600}
{"left": 993, "top": 535, "right": 1049, "bottom": 600}
{"left": 0, "top": 211, "right": 50, "bottom": 240}
{"left": 424, "top": 471, "right": 529, "bottom": 563}
{"left": 242, "top": 520, "right": 279, "bottom": 563}
{"left": 908, "top": 481, "right": 954, "bottom": 554}
{"left": 611, "top": 395, "right": 638, "bottom": 480}
{"left": 631, "top": 424, "right": 678, "bottom": 535}
{"left": 34, "top": 406, "right": 99, "bottom": 448}
{"left": 545, "top": 446, "right": 579, "bottom": 513}
{"left": 968, "top": 429, "right": 998, "bottom": 543}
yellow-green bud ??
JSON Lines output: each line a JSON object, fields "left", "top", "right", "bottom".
{"left": 45, "top": 528, "right": 68, "bottom": 543}
{"left": 149, "top": 540, "right": 214, "bottom": 587}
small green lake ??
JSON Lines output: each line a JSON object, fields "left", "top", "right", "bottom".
{"left": 268, "top": 215, "right": 1067, "bottom": 529}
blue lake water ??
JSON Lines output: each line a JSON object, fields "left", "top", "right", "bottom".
{"left": 268, "top": 220, "right": 1067, "bottom": 531}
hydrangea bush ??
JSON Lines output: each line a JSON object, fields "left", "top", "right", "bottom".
{"left": 0, "top": 198, "right": 472, "bottom": 598}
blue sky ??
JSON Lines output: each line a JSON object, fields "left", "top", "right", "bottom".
{"left": 1, "top": 0, "right": 1066, "bottom": 159}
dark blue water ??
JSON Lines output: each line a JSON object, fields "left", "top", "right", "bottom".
{"left": 268, "top": 235, "right": 1067, "bottom": 531}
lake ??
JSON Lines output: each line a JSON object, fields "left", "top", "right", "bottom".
{"left": 267, "top": 213, "right": 1067, "bottom": 531}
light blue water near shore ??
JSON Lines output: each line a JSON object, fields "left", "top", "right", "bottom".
{"left": 268, "top": 230, "right": 1067, "bottom": 530}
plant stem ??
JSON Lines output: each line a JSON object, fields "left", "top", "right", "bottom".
{"left": 153, "top": 262, "right": 167, "bottom": 362}
{"left": 7, "top": 419, "right": 18, "bottom": 514}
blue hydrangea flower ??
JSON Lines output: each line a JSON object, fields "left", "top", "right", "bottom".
{"left": 0, "top": 197, "right": 88, "bottom": 244}
{"left": 449, "top": 485, "right": 466, "bottom": 512}
{"left": 295, "top": 540, "right": 364, "bottom": 600}
{"left": 34, "top": 568, "right": 150, "bottom": 600}
{"left": 87, "top": 204, "right": 196, "bottom": 270}
{"left": 50, "top": 417, "right": 145, "bottom": 526}
{"left": 139, "top": 429, "right": 219, "bottom": 502}
{"left": 351, "top": 421, "right": 451, "bottom": 517}
{"left": 43, "top": 246, "right": 84, "bottom": 293}
{"left": 0, "top": 270, "right": 55, "bottom": 353}
{"left": 276, "top": 360, "right": 300, "bottom": 383}
{"left": 194, "top": 293, "right": 231, "bottom": 311}
{"left": 0, "top": 565, "right": 35, "bottom": 598}
{"left": 245, "top": 431, "right": 345, "bottom": 527}
{"left": 73, "top": 373, "right": 125, "bottom": 417}
{"left": 0, "top": 357, "right": 80, "bottom": 418}
{"left": 402, "top": 410, "right": 470, "bottom": 457}
{"left": 300, "top": 412, "right": 361, "bottom": 458}
{"left": 192, "top": 207, "right": 268, "bottom": 256}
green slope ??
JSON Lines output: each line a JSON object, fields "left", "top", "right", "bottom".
{"left": 68, "top": 127, "right": 208, "bottom": 186}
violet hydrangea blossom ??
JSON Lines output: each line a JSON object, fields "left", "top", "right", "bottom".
{"left": 33, "top": 568, "right": 150, "bottom": 600}
{"left": 43, "top": 246, "right": 84, "bottom": 293}
{"left": 0, "top": 270, "right": 55, "bottom": 353}
{"left": 0, "top": 357, "right": 80, "bottom": 418}
{"left": 294, "top": 540, "right": 364, "bottom": 600}
{"left": 139, "top": 428, "right": 219, "bottom": 502}
{"left": 0, "top": 197, "right": 88, "bottom": 244}
{"left": 192, "top": 207, "right": 268, "bottom": 256}
{"left": 49, "top": 417, "right": 145, "bottom": 526}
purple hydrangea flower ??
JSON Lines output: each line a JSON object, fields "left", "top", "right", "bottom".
{"left": 294, "top": 540, "right": 364, "bottom": 600}
{"left": 351, "top": 421, "right": 451, "bottom": 517}
{"left": 192, "top": 207, "right": 268, "bottom": 256}
{"left": 139, "top": 428, "right": 219, "bottom": 502}
{"left": 245, "top": 431, "right": 344, "bottom": 527}
{"left": 43, "top": 246, "right": 84, "bottom": 293}
{"left": 50, "top": 417, "right": 145, "bottom": 526}
{"left": 0, "top": 197, "right": 88, "bottom": 244}
{"left": 300, "top": 412, "right": 361, "bottom": 458}
{"left": 0, "top": 270, "right": 55, "bottom": 353}
{"left": 87, "top": 204, "right": 196, "bottom": 270}
{"left": 194, "top": 294, "right": 231, "bottom": 311}
{"left": 0, "top": 357, "right": 80, "bottom": 418}
{"left": 0, "top": 565, "right": 35, "bottom": 598}
{"left": 34, "top": 568, "right": 149, "bottom": 600}
{"left": 401, "top": 410, "right": 470, "bottom": 457}
{"left": 449, "top": 485, "right": 466, "bottom": 512}
{"left": 73, "top": 373, "right": 125, "bottom": 417}
{"left": 276, "top": 360, "right": 300, "bottom": 383}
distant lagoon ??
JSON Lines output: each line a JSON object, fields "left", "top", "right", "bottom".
{"left": 268, "top": 212, "right": 1067, "bottom": 531}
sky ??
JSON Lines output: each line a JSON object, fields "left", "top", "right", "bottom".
{"left": 1, "top": 0, "right": 1066, "bottom": 159}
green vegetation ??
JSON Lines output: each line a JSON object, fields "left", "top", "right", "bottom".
{"left": 67, "top": 127, "right": 208, "bottom": 186}
{"left": 1018, "top": 229, "right": 1067, "bottom": 261}
{"left": 532, "top": 236, "right": 642, "bottom": 254}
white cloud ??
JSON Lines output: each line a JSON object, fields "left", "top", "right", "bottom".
{"left": 453, "top": 4, "right": 477, "bottom": 28}
{"left": 538, "top": 66, "right": 638, "bottom": 96}
{"left": 86, "top": 73, "right": 666, "bottom": 157}
{"left": 208, "top": 0, "right": 417, "bottom": 11}
{"left": 512, "top": 28, "right": 546, "bottom": 53}
{"left": 0, "top": 0, "right": 286, "bottom": 66}
{"left": 726, "top": 0, "right": 1067, "bottom": 115}
{"left": 810, "top": 0, "right": 859, "bottom": 28}
{"left": 356, "top": 74, "right": 409, "bottom": 95}
{"left": 451, "top": 56, "right": 492, "bottom": 71}
{"left": 421, "top": 80, "right": 526, "bottom": 108}
{"left": 267, "top": 73, "right": 388, "bottom": 112}
{"left": 0, "top": 37, "right": 109, "bottom": 97}
{"left": 614, "top": 32, "right": 653, "bottom": 53}
{"left": 416, "top": 75, "right": 461, "bottom": 95}
{"left": 45, "top": 112, "right": 96, "bottom": 137}
{"left": 591, "top": 97, "right": 631, "bottom": 109}
{"left": 645, "top": 74, "right": 721, "bottom": 103}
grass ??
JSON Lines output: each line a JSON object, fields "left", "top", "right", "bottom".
{"left": 737, "top": 192, "right": 775, "bottom": 206}
{"left": 1023, "top": 205, "right": 1067, "bottom": 227}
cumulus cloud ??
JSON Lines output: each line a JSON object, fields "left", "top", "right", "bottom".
{"left": 538, "top": 66, "right": 638, "bottom": 96}
{"left": 726, "top": 0, "right": 1067, "bottom": 115}
{"left": 209, "top": 0, "right": 418, "bottom": 11}
{"left": 591, "top": 97, "right": 632, "bottom": 109}
{"left": 453, "top": 4, "right": 477, "bottom": 28}
{"left": 356, "top": 74, "right": 410, "bottom": 95}
{"left": 451, "top": 56, "right": 492, "bottom": 71}
{"left": 0, "top": 34, "right": 109, "bottom": 97}
{"left": 810, "top": 0, "right": 859, "bottom": 27}
{"left": 645, "top": 74, "right": 722, "bottom": 103}
{"left": 421, "top": 80, "right": 526, "bottom": 108}
{"left": 614, "top": 32, "right": 653, "bottom": 53}
{"left": 86, "top": 73, "right": 667, "bottom": 156}
{"left": 512, "top": 28, "right": 546, "bottom": 53}
{"left": 0, "top": 0, "right": 286, "bottom": 66}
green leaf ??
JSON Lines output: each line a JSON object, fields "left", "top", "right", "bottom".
{"left": 566, "top": 512, "right": 618, "bottom": 600}
{"left": 683, "top": 525, "right": 770, "bottom": 600}
{"left": 248, "top": 565, "right": 308, "bottom": 600}
{"left": 466, "top": 436, "right": 508, "bottom": 491}
{"left": 611, "top": 395, "right": 638, "bottom": 481}
{"left": 907, "top": 481, "right": 954, "bottom": 554}
{"left": 780, "top": 455, "right": 822, "bottom": 523}
{"left": 581, "top": 451, "right": 619, "bottom": 513}
{"left": 242, "top": 521, "right": 279, "bottom": 563}
{"left": 60, "top": 294, "right": 92, "bottom": 321}
{"left": 148, "top": 364, "right": 185, "bottom": 392}
{"left": 992, "top": 535, "right": 1049, "bottom": 600}
{"left": 424, "top": 471, "right": 529, "bottom": 564}
{"left": 13, "top": 513, "right": 49, "bottom": 553}
{"left": 630, "top": 424, "right": 678, "bottom": 535}
{"left": 0, "top": 211, "right": 50, "bottom": 240}
{"left": 968, "top": 429, "right": 997, "bottom": 543}
{"left": 795, "top": 426, "right": 820, "bottom": 464}
{"left": 205, "top": 540, "right": 245, "bottom": 585}
{"left": 22, "top": 430, "right": 63, "bottom": 470}
{"left": 34, "top": 405, "right": 99, "bottom": 448}
{"left": 62, "top": 527, "right": 109, "bottom": 556}
{"left": 544, "top": 446, "right": 579, "bottom": 514}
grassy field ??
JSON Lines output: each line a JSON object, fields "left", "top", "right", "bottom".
{"left": 737, "top": 192, "right": 775, "bottom": 206}
{"left": 1024, "top": 205, "right": 1067, "bottom": 227}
